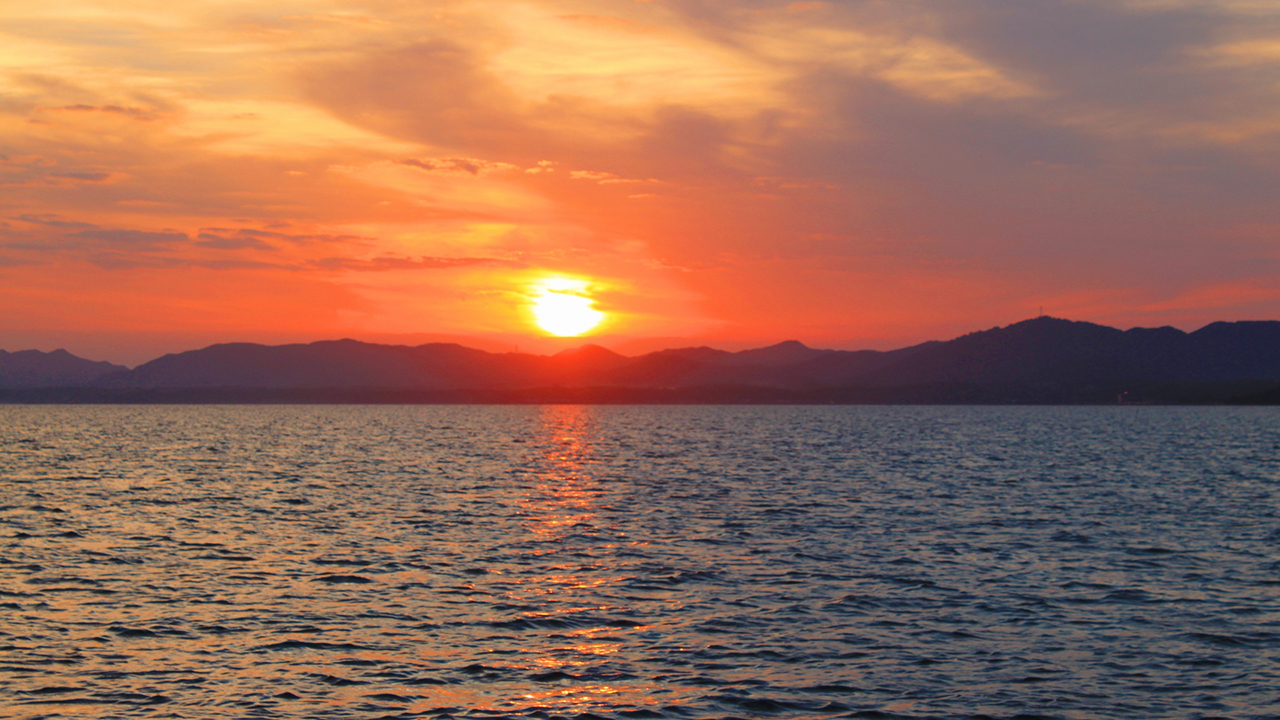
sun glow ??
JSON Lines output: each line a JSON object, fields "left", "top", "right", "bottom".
{"left": 531, "top": 279, "right": 606, "bottom": 336}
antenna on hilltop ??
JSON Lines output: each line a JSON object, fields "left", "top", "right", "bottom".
{"left": 1039, "top": 306, "right": 1044, "bottom": 318}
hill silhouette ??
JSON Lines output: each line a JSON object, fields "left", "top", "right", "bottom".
{"left": 0, "top": 349, "right": 127, "bottom": 389}
{"left": 5, "top": 317, "right": 1280, "bottom": 403}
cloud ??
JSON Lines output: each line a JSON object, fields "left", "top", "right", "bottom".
{"left": 168, "top": 100, "right": 424, "bottom": 157}
{"left": 486, "top": 4, "right": 787, "bottom": 114}
{"left": 198, "top": 227, "right": 369, "bottom": 247}
{"left": 307, "top": 255, "right": 507, "bottom": 272}
{"left": 41, "top": 104, "right": 165, "bottom": 121}
{"left": 0, "top": 155, "right": 55, "bottom": 169}
{"left": 301, "top": 39, "right": 526, "bottom": 150}
{"left": 569, "top": 169, "right": 659, "bottom": 184}
{"left": 0, "top": 167, "right": 121, "bottom": 188}
{"left": 47, "top": 171, "right": 116, "bottom": 183}
{"left": 569, "top": 170, "right": 618, "bottom": 181}
{"left": 84, "top": 254, "right": 288, "bottom": 271}
{"left": 397, "top": 157, "right": 518, "bottom": 175}
{"left": 83, "top": 254, "right": 185, "bottom": 271}
{"left": 748, "top": 22, "right": 1037, "bottom": 103}
{"left": 335, "top": 161, "right": 554, "bottom": 219}
{"left": 13, "top": 214, "right": 98, "bottom": 230}
{"left": 70, "top": 229, "right": 189, "bottom": 249}
{"left": 195, "top": 232, "right": 276, "bottom": 250}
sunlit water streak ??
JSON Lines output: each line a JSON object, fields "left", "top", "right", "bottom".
{"left": 1, "top": 405, "right": 1278, "bottom": 720}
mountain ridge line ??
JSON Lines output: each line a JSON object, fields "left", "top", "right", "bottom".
{"left": 5, "top": 316, "right": 1280, "bottom": 404}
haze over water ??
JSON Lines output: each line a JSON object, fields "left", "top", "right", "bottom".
{"left": 2, "top": 405, "right": 1278, "bottom": 719}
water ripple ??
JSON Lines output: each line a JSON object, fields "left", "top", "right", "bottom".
{"left": 1, "top": 405, "right": 1278, "bottom": 719}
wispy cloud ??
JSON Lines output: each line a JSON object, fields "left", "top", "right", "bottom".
{"left": 39, "top": 104, "right": 166, "bottom": 121}
{"left": 70, "top": 229, "right": 189, "bottom": 249}
{"left": 397, "top": 157, "right": 518, "bottom": 175}
{"left": 12, "top": 214, "right": 97, "bottom": 230}
{"left": 308, "top": 255, "right": 508, "bottom": 272}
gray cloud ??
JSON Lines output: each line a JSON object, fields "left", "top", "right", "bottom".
{"left": 221, "top": 228, "right": 368, "bottom": 246}
{"left": 13, "top": 214, "right": 98, "bottom": 230}
{"left": 50, "top": 103, "right": 164, "bottom": 121}
{"left": 84, "top": 253, "right": 291, "bottom": 271}
{"left": 397, "top": 157, "right": 515, "bottom": 175}
{"left": 47, "top": 171, "right": 114, "bottom": 182}
{"left": 308, "top": 255, "right": 506, "bottom": 272}
{"left": 195, "top": 232, "right": 276, "bottom": 250}
{"left": 71, "top": 229, "right": 189, "bottom": 249}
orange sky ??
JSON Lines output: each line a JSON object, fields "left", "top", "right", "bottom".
{"left": 3, "top": 0, "right": 1280, "bottom": 364}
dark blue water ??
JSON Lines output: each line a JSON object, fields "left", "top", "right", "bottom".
{"left": 1, "top": 405, "right": 1278, "bottom": 719}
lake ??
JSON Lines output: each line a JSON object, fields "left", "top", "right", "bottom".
{"left": 1, "top": 405, "right": 1278, "bottom": 719}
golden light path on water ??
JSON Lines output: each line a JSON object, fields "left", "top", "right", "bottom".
{"left": 298, "top": 406, "right": 671, "bottom": 716}
{"left": 457, "top": 406, "right": 669, "bottom": 713}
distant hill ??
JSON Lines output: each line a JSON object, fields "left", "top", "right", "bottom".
{"left": 851, "top": 317, "right": 1280, "bottom": 387}
{"left": 5, "top": 317, "right": 1280, "bottom": 403}
{"left": 0, "top": 349, "right": 127, "bottom": 389}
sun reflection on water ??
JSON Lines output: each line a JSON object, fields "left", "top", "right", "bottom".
{"left": 521, "top": 405, "right": 606, "bottom": 543}
{"left": 485, "top": 406, "right": 673, "bottom": 714}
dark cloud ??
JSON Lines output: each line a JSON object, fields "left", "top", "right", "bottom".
{"left": 397, "top": 157, "right": 514, "bottom": 175}
{"left": 71, "top": 229, "right": 189, "bottom": 249}
{"left": 82, "top": 252, "right": 500, "bottom": 273}
{"left": 0, "top": 154, "right": 55, "bottom": 168}
{"left": 631, "top": 107, "right": 738, "bottom": 177}
{"left": 47, "top": 171, "right": 114, "bottom": 182}
{"left": 85, "top": 253, "right": 289, "bottom": 271}
{"left": 1, "top": 169, "right": 117, "bottom": 188}
{"left": 195, "top": 232, "right": 277, "bottom": 250}
{"left": 85, "top": 253, "right": 184, "bottom": 270}
{"left": 399, "top": 158, "right": 450, "bottom": 172}
{"left": 225, "top": 228, "right": 368, "bottom": 246}
{"left": 192, "top": 259, "right": 290, "bottom": 271}
{"left": 48, "top": 103, "right": 164, "bottom": 121}
{"left": 924, "top": 0, "right": 1220, "bottom": 101}
{"left": 13, "top": 214, "right": 98, "bottom": 230}
{"left": 3, "top": 222, "right": 506, "bottom": 275}
{"left": 308, "top": 255, "right": 505, "bottom": 272}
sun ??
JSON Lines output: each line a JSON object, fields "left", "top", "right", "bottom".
{"left": 531, "top": 278, "right": 605, "bottom": 336}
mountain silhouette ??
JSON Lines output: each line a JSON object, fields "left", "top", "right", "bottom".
{"left": 5, "top": 317, "right": 1280, "bottom": 403}
{"left": 0, "top": 349, "right": 127, "bottom": 388}
{"left": 857, "top": 317, "right": 1280, "bottom": 387}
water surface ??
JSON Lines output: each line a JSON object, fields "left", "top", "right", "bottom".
{"left": 1, "top": 405, "right": 1278, "bottom": 719}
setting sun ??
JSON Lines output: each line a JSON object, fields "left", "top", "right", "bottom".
{"left": 531, "top": 279, "right": 606, "bottom": 336}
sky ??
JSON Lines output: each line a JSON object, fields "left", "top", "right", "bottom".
{"left": 2, "top": 0, "right": 1279, "bottom": 365}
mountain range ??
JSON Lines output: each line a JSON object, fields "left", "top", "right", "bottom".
{"left": 5, "top": 316, "right": 1280, "bottom": 403}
